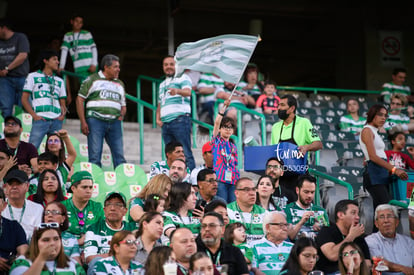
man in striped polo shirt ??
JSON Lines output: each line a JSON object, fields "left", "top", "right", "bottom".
{"left": 156, "top": 55, "right": 196, "bottom": 171}
{"left": 22, "top": 49, "right": 66, "bottom": 149}
{"left": 76, "top": 54, "right": 126, "bottom": 168}
{"left": 251, "top": 211, "right": 294, "bottom": 275}
{"left": 381, "top": 68, "right": 412, "bottom": 104}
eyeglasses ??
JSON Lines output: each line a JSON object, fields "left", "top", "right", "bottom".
{"left": 377, "top": 214, "right": 396, "bottom": 220}
{"left": 201, "top": 223, "right": 223, "bottom": 229}
{"left": 44, "top": 210, "right": 63, "bottom": 216}
{"left": 38, "top": 222, "right": 60, "bottom": 229}
{"left": 342, "top": 250, "right": 359, "bottom": 257}
{"left": 268, "top": 222, "right": 289, "bottom": 229}
{"left": 5, "top": 122, "right": 18, "bottom": 127}
{"left": 221, "top": 125, "right": 233, "bottom": 130}
{"left": 267, "top": 165, "right": 282, "bottom": 170}
{"left": 301, "top": 253, "right": 319, "bottom": 261}
{"left": 78, "top": 212, "right": 85, "bottom": 226}
{"left": 236, "top": 187, "right": 257, "bottom": 192}
{"left": 119, "top": 239, "right": 138, "bottom": 246}
{"left": 105, "top": 202, "right": 125, "bottom": 209}
{"left": 47, "top": 139, "right": 61, "bottom": 144}
{"left": 203, "top": 179, "right": 218, "bottom": 184}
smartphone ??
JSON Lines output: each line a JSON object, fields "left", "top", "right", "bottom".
{"left": 195, "top": 199, "right": 207, "bottom": 212}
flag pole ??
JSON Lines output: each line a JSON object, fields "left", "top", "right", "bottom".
{"left": 227, "top": 35, "right": 261, "bottom": 101}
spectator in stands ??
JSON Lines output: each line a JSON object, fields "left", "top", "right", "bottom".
{"left": 42, "top": 201, "right": 81, "bottom": 263}
{"left": 271, "top": 94, "right": 323, "bottom": 194}
{"left": 212, "top": 99, "right": 240, "bottom": 203}
{"left": 169, "top": 227, "right": 197, "bottom": 275}
{"left": 279, "top": 237, "right": 318, "bottom": 275}
{"left": 0, "top": 116, "right": 38, "bottom": 176}
{"left": 315, "top": 199, "right": 371, "bottom": 274}
{"left": 255, "top": 175, "right": 281, "bottom": 211}
{"left": 162, "top": 182, "right": 201, "bottom": 244}
{"left": 381, "top": 68, "right": 412, "bottom": 104}
{"left": 195, "top": 168, "right": 226, "bottom": 206}
{"left": 76, "top": 54, "right": 127, "bottom": 168}
{"left": 251, "top": 211, "right": 293, "bottom": 274}
{"left": 339, "top": 98, "right": 366, "bottom": 139}
{"left": 223, "top": 222, "right": 253, "bottom": 269}
{"left": 0, "top": 187, "right": 28, "bottom": 274}
{"left": 360, "top": 104, "right": 408, "bottom": 210}
{"left": 0, "top": 19, "right": 30, "bottom": 117}
{"left": 265, "top": 157, "right": 296, "bottom": 208}
{"left": 150, "top": 141, "right": 190, "bottom": 179}
{"left": 28, "top": 152, "right": 60, "bottom": 197}
{"left": 134, "top": 212, "right": 164, "bottom": 265}
{"left": 169, "top": 158, "right": 189, "bottom": 184}
{"left": 338, "top": 242, "right": 370, "bottom": 275}
{"left": 196, "top": 212, "right": 249, "bottom": 275}
{"left": 2, "top": 169, "right": 43, "bottom": 241}
{"left": 91, "top": 230, "right": 143, "bottom": 274}
{"left": 237, "top": 64, "right": 264, "bottom": 102}
{"left": 84, "top": 191, "right": 136, "bottom": 273}
{"left": 9, "top": 224, "right": 85, "bottom": 275}
{"left": 62, "top": 170, "right": 104, "bottom": 244}
{"left": 284, "top": 174, "right": 329, "bottom": 240}
{"left": 383, "top": 94, "right": 412, "bottom": 132}
{"left": 128, "top": 173, "right": 172, "bottom": 222}
{"left": 27, "top": 169, "right": 66, "bottom": 207}
{"left": 21, "top": 49, "right": 67, "bottom": 149}
{"left": 203, "top": 199, "right": 230, "bottom": 226}
{"left": 215, "top": 81, "right": 255, "bottom": 123}
{"left": 156, "top": 55, "right": 196, "bottom": 171}
{"left": 0, "top": 148, "right": 16, "bottom": 185}
{"left": 197, "top": 72, "right": 224, "bottom": 124}
{"left": 190, "top": 141, "right": 214, "bottom": 188}
{"left": 255, "top": 80, "right": 280, "bottom": 125}
{"left": 59, "top": 14, "right": 98, "bottom": 78}
{"left": 45, "top": 130, "right": 77, "bottom": 184}
{"left": 189, "top": 252, "right": 220, "bottom": 275}
{"left": 142, "top": 194, "right": 166, "bottom": 213}
{"left": 144, "top": 246, "right": 175, "bottom": 275}
{"left": 227, "top": 177, "right": 267, "bottom": 244}
{"left": 365, "top": 204, "right": 414, "bottom": 274}
{"left": 385, "top": 131, "right": 414, "bottom": 170}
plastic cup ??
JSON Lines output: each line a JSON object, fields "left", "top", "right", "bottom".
{"left": 163, "top": 262, "right": 177, "bottom": 275}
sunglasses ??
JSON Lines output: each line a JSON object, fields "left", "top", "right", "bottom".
{"left": 78, "top": 212, "right": 85, "bottom": 226}
{"left": 119, "top": 239, "right": 138, "bottom": 246}
{"left": 342, "top": 250, "right": 359, "bottom": 257}
{"left": 38, "top": 222, "right": 60, "bottom": 229}
{"left": 47, "top": 139, "right": 61, "bottom": 144}
{"left": 44, "top": 210, "right": 63, "bottom": 216}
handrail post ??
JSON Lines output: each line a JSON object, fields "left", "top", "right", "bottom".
{"left": 236, "top": 110, "right": 243, "bottom": 170}
{"left": 137, "top": 78, "right": 144, "bottom": 165}
{"left": 152, "top": 81, "right": 157, "bottom": 129}
{"left": 191, "top": 91, "right": 198, "bottom": 148}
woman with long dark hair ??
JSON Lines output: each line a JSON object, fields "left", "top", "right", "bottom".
{"left": 338, "top": 242, "right": 370, "bottom": 275}
{"left": 134, "top": 212, "right": 164, "bottom": 264}
{"left": 255, "top": 175, "right": 279, "bottom": 211}
{"left": 280, "top": 237, "right": 318, "bottom": 275}
{"left": 27, "top": 169, "right": 66, "bottom": 207}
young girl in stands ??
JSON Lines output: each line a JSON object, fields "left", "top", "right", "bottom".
{"left": 256, "top": 80, "right": 280, "bottom": 115}
{"left": 224, "top": 222, "right": 253, "bottom": 268}
{"left": 212, "top": 99, "right": 240, "bottom": 203}
{"left": 143, "top": 193, "right": 166, "bottom": 213}
{"left": 385, "top": 131, "right": 414, "bottom": 170}
{"left": 339, "top": 98, "right": 366, "bottom": 139}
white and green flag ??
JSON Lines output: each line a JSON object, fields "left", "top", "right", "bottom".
{"left": 174, "top": 34, "right": 259, "bottom": 84}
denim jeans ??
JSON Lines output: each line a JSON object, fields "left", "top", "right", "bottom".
{"left": 0, "top": 76, "right": 25, "bottom": 117}
{"left": 29, "top": 119, "right": 63, "bottom": 148}
{"left": 86, "top": 117, "right": 126, "bottom": 168}
{"left": 162, "top": 114, "right": 196, "bottom": 170}
{"left": 217, "top": 181, "right": 236, "bottom": 203}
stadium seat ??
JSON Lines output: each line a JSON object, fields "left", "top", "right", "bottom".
{"left": 312, "top": 123, "right": 330, "bottom": 132}
{"left": 16, "top": 112, "right": 33, "bottom": 133}
{"left": 308, "top": 93, "right": 340, "bottom": 102}
{"left": 318, "top": 141, "right": 344, "bottom": 172}
{"left": 114, "top": 163, "right": 148, "bottom": 202}
{"left": 278, "top": 90, "right": 307, "bottom": 100}
{"left": 297, "top": 107, "right": 317, "bottom": 118}
{"left": 330, "top": 172, "right": 362, "bottom": 196}
{"left": 336, "top": 148, "right": 365, "bottom": 167}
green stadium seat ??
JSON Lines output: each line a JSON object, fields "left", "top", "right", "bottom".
{"left": 114, "top": 163, "right": 148, "bottom": 203}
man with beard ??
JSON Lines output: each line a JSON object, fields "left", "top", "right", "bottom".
{"left": 170, "top": 227, "right": 197, "bottom": 275}
{"left": 196, "top": 212, "right": 249, "bottom": 275}
{"left": 270, "top": 94, "right": 322, "bottom": 193}
{"left": 84, "top": 191, "right": 136, "bottom": 274}
{"left": 0, "top": 116, "right": 38, "bottom": 176}
{"left": 150, "top": 141, "right": 190, "bottom": 179}
{"left": 156, "top": 55, "right": 195, "bottom": 170}
{"left": 284, "top": 174, "right": 329, "bottom": 240}
{"left": 169, "top": 158, "right": 189, "bottom": 184}
{"left": 265, "top": 157, "right": 296, "bottom": 208}
{"left": 227, "top": 177, "right": 267, "bottom": 244}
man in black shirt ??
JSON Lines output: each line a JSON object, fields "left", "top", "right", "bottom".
{"left": 265, "top": 157, "right": 296, "bottom": 207}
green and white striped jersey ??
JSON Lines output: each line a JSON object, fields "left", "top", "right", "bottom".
{"left": 62, "top": 231, "right": 81, "bottom": 260}
{"left": 381, "top": 82, "right": 411, "bottom": 103}
{"left": 227, "top": 202, "right": 267, "bottom": 244}
{"left": 78, "top": 71, "right": 126, "bottom": 121}
{"left": 196, "top": 73, "right": 224, "bottom": 103}
{"left": 162, "top": 210, "right": 200, "bottom": 245}
{"left": 93, "top": 256, "right": 143, "bottom": 275}
{"left": 251, "top": 239, "right": 293, "bottom": 275}
{"left": 10, "top": 256, "right": 85, "bottom": 275}
{"left": 23, "top": 70, "right": 66, "bottom": 119}
{"left": 339, "top": 114, "right": 366, "bottom": 135}
{"left": 159, "top": 74, "right": 192, "bottom": 123}
{"left": 384, "top": 113, "right": 410, "bottom": 130}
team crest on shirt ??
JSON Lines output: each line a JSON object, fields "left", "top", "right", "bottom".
{"left": 252, "top": 214, "right": 261, "bottom": 223}
{"left": 62, "top": 239, "right": 69, "bottom": 246}
{"left": 87, "top": 211, "right": 94, "bottom": 220}
{"left": 278, "top": 254, "right": 286, "bottom": 261}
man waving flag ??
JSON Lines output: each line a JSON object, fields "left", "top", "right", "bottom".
{"left": 174, "top": 34, "right": 260, "bottom": 85}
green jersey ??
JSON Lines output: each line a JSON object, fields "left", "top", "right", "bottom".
{"left": 381, "top": 81, "right": 411, "bottom": 103}
{"left": 284, "top": 202, "right": 329, "bottom": 239}
{"left": 196, "top": 73, "right": 224, "bottom": 103}
{"left": 84, "top": 218, "right": 137, "bottom": 259}
{"left": 251, "top": 239, "right": 293, "bottom": 275}
{"left": 227, "top": 202, "right": 267, "bottom": 244}
{"left": 92, "top": 256, "right": 143, "bottom": 275}
{"left": 62, "top": 231, "right": 81, "bottom": 259}
{"left": 127, "top": 197, "right": 144, "bottom": 222}
{"left": 62, "top": 198, "right": 104, "bottom": 238}
{"left": 78, "top": 71, "right": 126, "bottom": 121}
{"left": 162, "top": 210, "right": 200, "bottom": 245}
{"left": 384, "top": 113, "right": 410, "bottom": 130}
{"left": 235, "top": 242, "right": 253, "bottom": 263}
{"left": 10, "top": 256, "right": 85, "bottom": 275}
{"left": 339, "top": 114, "right": 366, "bottom": 135}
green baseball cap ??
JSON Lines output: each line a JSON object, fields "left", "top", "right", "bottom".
{"left": 105, "top": 191, "right": 127, "bottom": 206}
{"left": 68, "top": 170, "right": 94, "bottom": 193}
